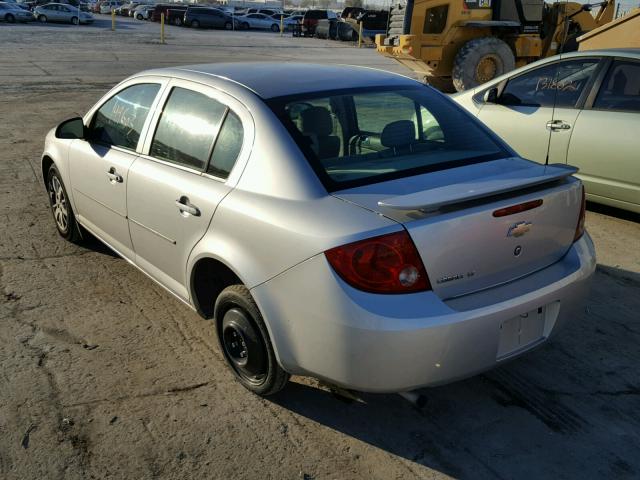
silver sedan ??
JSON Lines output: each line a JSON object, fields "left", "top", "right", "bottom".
{"left": 41, "top": 63, "right": 595, "bottom": 396}
{"left": 35, "top": 3, "right": 94, "bottom": 24}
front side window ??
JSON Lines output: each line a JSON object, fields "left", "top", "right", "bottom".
{"left": 423, "top": 5, "right": 448, "bottom": 34}
{"left": 593, "top": 60, "right": 640, "bottom": 112}
{"left": 150, "top": 87, "right": 227, "bottom": 170}
{"left": 88, "top": 83, "right": 160, "bottom": 150}
{"left": 269, "top": 87, "right": 508, "bottom": 191}
{"left": 500, "top": 59, "right": 599, "bottom": 108}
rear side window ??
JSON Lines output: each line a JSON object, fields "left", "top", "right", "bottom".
{"left": 500, "top": 59, "right": 598, "bottom": 108}
{"left": 150, "top": 87, "right": 226, "bottom": 170}
{"left": 208, "top": 111, "right": 244, "bottom": 179}
{"left": 88, "top": 83, "right": 160, "bottom": 150}
{"left": 305, "top": 10, "right": 326, "bottom": 19}
{"left": 593, "top": 60, "right": 640, "bottom": 112}
{"left": 423, "top": 5, "right": 448, "bottom": 34}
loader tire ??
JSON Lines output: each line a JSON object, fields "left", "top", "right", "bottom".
{"left": 452, "top": 37, "right": 515, "bottom": 92}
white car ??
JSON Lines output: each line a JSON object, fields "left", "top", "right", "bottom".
{"left": 99, "top": 1, "right": 121, "bottom": 14}
{"left": 236, "top": 12, "right": 281, "bottom": 32}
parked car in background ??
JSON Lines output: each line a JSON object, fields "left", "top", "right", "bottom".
{"left": 184, "top": 6, "right": 235, "bottom": 29}
{"left": 454, "top": 49, "right": 640, "bottom": 214}
{"left": 151, "top": 3, "right": 184, "bottom": 22}
{"left": 98, "top": 0, "right": 120, "bottom": 13}
{"left": 302, "top": 9, "right": 336, "bottom": 36}
{"left": 115, "top": 1, "right": 137, "bottom": 16}
{"left": 166, "top": 6, "right": 186, "bottom": 25}
{"left": 236, "top": 12, "right": 280, "bottom": 31}
{"left": 35, "top": 2, "right": 93, "bottom": 23}
{"left": 0, "top": 1, "right": 34, "bottom": 21}
{"left": 283, "top": 14, "right": 302, "bottom": 30}
{"left": 133, "top": 3, "right": 152, "bottom": 19}
{"left": 246, "top": 7, "right": 279, "bottom": 16}
{"left": 42, "top": 63, "right": 595, "bottom": 396}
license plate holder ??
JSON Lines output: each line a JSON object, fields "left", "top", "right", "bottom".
{"left": 497, "top": 307, "right": 546, "bottom": 359}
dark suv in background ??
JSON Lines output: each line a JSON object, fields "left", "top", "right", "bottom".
{"left": 184, "top": 6, "right": 235, "bottom": 29}
{"left": 302, "top": 9, "right": 336, "bottom": 36}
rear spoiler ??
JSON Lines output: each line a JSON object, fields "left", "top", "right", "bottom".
{"left": 378, "top": 163, "right": 578, "bottom": 212}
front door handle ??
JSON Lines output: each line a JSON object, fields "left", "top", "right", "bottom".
{"left": 106, "top": 167, "right": 123, "bottom": 183}
{"left": 175, "top": 196, "right": 200, "bottom": 217}
{"left": 546, "top": 120, "right": 571, "bottom": 131}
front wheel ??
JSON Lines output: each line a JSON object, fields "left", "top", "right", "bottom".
{"left": 71, "top": 16, "right": 79, "bottom": 25}
{"left": 224, "top": 21, "right": 232, "bottom": 30}
{"left": 452, "top": 37, "right": 515, "bottom": 92}
{"left": 242, "top": 22, "right": 249, "bottom": 30}
{"left": 215, "top": 285, "right": 289, "bottom": 396}
{"left": 190, "top": 19, "right": 199, "bottom": 28}
{"left": 6, "top": 13, "right": 16, "bottom": 23}
{"left": 47, "top": 165, "right": 82, "bottom": 243}
{"left": 270, "top": 23, "right": 279, "bottom": 32}
{"left": 136, "top": 13, "right": 143, "bottom": 20}
{"left": 38, "top": 14, "right": 47, "bottom": 23}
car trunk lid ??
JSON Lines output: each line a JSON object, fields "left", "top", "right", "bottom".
{"left": 332, "top": 158, "right": 582, "bottom": 299}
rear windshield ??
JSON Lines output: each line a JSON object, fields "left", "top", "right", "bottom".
{"left": 268, "top": 86, "right": 510, "bottom": 191}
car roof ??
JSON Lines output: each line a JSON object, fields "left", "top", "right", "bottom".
{"left": 135, "top": 62, "right": 418, "bottom": 99}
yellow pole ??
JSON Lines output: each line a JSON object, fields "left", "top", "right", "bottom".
{"left": 160, "top": 13, "right": 165, "bottom": 44}
{"left": 280, "top": 15, "right": 283, "bottom": 36}
{"left": 358, "top": 21, "right": 363, "bottom": 48}
{"left": 111, "top": 9, "right": 115, "bottom": 31}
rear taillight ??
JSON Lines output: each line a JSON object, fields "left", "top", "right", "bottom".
{"left": 325, "top": 231, "right": 431, "bottom": 294}
{"left": 574, "top": 184, "right": 586, "bottom": 242}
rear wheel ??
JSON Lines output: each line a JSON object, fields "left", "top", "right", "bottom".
{"left": 136, "top": 13, "right": 143, "bottom": 20}
{"left": 452, "top": 37, "right": 515, "bottom": 92}
{"left": 38, "top": 14, "right": 47, "bottom": 23}
{"left": 6, "top": 13, "right": 15, "bottom": 23}
{"left": 71, "top": 16, "right": 79, "bottom": 25}
{"left": 270, "top": 23, "right": 279, "bottom": 32}
{"left": 215, "top": 285, "right": 289, "bottom": 396}
{"left": 242, "top": 22, "right": 249, "bottom": 30}
{"left": 191, "top": 19, "right": 199, "bottom": 28}
{"left": 47, "top": 165, "right": 82, "bottom": 243}
{"left": 224, "top": 21, "right": 232, "bottom": 30}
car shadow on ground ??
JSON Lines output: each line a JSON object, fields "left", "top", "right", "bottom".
{"left": 587, "top": 201, "right": 639, "bottom": 224}
{"left": 267, "top": 265, "right": 640, "bottom": 479}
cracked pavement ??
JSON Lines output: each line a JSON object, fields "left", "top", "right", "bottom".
{"left": 1, "top": 16, "right": 640, "bottom": 480}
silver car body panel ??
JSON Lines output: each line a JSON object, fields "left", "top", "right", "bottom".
{"left": 42, "top": 63, "right": 596, "bottom": 392}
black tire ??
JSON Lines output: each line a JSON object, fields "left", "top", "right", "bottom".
{"left": 224, "top": 21, "right": 232, "bottom": 30}
{"left": 6, "top": 13, "right": 16, "bottom": 23}
{"left": 270, "top": 23, "right": 279, "bottom": 32}
{"left": 215, "top": 285, "right": 289, "bottom": 396}
{"left": 136, "top": 13, "right": 143, "bottom": 20}
{"left": 425, "top": 76, "right": 455, "bottom": 93}
{"left": 46, "top": 165, "right": 82, "bottom": 243}
{"left": 242, "top": 22, "right": 249, "bottom": 30}
{"left": 452, "top": 37, "right": 515, "bottom": 92}
{"left": 71, "top": 16, "right": 79, "bottom": 25}
{"left": 38, "top": 14, "right": 47, "bottom": 23}
{"left": 191, "top": 19, "right": 199, "bottom": 28}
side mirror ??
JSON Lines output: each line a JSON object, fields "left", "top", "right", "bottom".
{"left": 55, "top": 117, "right": 85, "bottom": 139}
{"left": 483, "top": 87, "right": 499, "bottom": 104}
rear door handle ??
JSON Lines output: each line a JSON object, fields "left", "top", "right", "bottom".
{"left": 175, "top": 196, "right": 200, "bottom": 217}
{"left": 106, "top": 167, "right": 123, "bottom": 183}
{"left": 546, "top": 120, "right": 571, "bottom": 131}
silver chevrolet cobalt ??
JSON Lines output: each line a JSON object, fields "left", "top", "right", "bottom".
{"left": 42, "top": 63, "right": 596, "bottom": 396}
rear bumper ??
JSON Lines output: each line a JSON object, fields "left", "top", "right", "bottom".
{"left": 251, "top": 234, "right": 596, "bottom": 393}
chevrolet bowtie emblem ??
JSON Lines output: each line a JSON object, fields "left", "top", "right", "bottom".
{"left": 508, "top": 221, "right": 532, "bottom": 238}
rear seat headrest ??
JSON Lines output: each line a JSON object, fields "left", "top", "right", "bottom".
{"left": 300, "top": 106, "right": 334, "bottom": 137}
{"left": 381, "top": 120, "right": 415, "bottom": 149}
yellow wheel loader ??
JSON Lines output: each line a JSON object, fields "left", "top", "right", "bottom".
{"left": 376, "top": 0, "right": 615, "bottom": 92}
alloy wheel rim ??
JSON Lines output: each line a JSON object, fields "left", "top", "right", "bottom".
{"left": 49, "top": 176, "right": 69, "bottom": 232}
{"left": 476, "top": 55, "right": 499, "bottom": 83}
